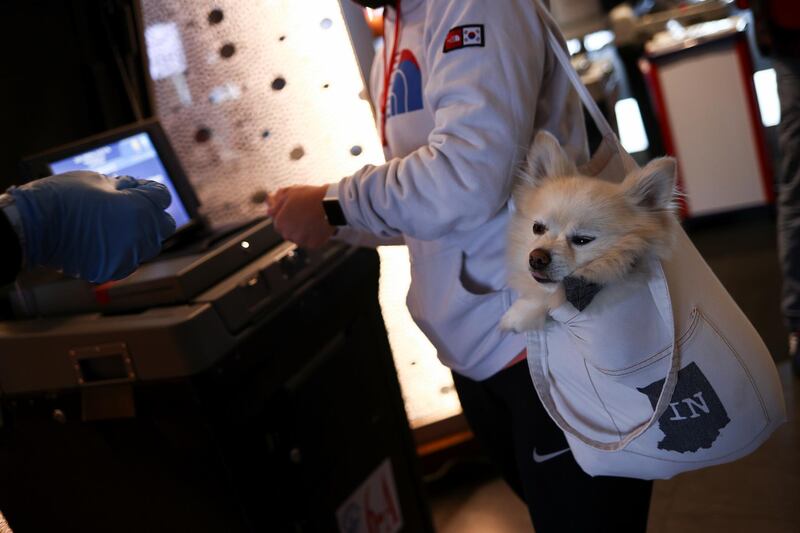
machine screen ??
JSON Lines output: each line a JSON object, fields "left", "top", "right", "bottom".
{"left": 49, "top": 132, "right": 192, "bottom": 230}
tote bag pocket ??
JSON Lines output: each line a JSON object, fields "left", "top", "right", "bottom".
{"left": 587, "top": 308, "right": 772, "bottom": 465}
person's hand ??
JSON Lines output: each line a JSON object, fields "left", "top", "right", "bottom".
{"left": 267, "top": 185, "right": 335, "bottom": 249}
{"left": 10, "top": 171, "right": 176, "bottom": 283}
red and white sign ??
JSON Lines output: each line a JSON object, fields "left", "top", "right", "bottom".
{"left": 443, "top": 24, "right": 485, "bottom": 53}
{"left": 336, "top": 459, "right": 403, "bottom": 533}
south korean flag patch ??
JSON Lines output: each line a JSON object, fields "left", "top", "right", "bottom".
{"left": 443, "top": 24, "right": 485, "bottom": 53}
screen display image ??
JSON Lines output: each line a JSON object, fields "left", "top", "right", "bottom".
{"left": 49, "top": 132, "right": 192, "bottom": 230}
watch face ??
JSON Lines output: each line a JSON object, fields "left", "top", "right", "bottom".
{"left": 352, "top": 0, "right": 395, "bottom": 7}
{"left": 323, "top": 198, "right": 348, "bottom": 226}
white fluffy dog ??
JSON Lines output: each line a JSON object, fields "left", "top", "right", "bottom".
{"left": 500, "top": 131, "right": 680, "bottom": 333}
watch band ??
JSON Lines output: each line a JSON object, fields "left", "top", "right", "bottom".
{"left": 322, "top": 197, "right": 348, "bottom": 227}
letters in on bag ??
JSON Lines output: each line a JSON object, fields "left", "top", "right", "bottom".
{"left": 637, "top": 362, "right": 731, "bottom": 453}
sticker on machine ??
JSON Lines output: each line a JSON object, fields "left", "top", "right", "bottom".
{"left": 336, "top": 458, "right": 403, "bottom": 533}
{"left": 443, "top": 24, "right": 485, "bottom": 53}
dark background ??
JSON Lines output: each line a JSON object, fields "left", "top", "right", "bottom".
{"left": 0, "top": 0, "right": 151, "bottom": 191}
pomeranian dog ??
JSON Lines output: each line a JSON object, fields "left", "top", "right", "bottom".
{"left": 500, "top": 131, "right": 679, "bottom": 333}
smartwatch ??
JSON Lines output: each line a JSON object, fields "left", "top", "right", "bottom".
{"left": 322, "top": 193, "right": 348, "bottom": 227}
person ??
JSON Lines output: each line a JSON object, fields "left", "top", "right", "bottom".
{"left": 0, "top": 171, "right": 176, "bottom": 286}
{"left": 749, "top": 0, "right": 800, "bottom": 375}
{"left": 268, "top": 0, "right": 652, "bottom": 530}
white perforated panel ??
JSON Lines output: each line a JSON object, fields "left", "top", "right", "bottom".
{"left": 377, "top": 246, "right": 463, "bottom": 428}
{"left": 141, "top": 0, "right": 384, "bottom": 224}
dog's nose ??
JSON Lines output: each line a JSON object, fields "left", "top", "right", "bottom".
{"left": 529, "top": 249, "right": 551, "bottom": 271}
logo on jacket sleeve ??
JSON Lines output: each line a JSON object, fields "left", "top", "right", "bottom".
{"left": 637, "top": 362, "right": 731, "bottom": 453}
{"left": 443, "top": 24, "right": 485, "bottom": 53}
{"left": 387, "top": 49, "right": 424, "bottom": 118}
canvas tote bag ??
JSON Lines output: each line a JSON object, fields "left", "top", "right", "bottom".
{"left": 527, "top": 1, "right": 787, "bottom": 479}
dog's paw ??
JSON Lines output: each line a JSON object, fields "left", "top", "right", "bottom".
{"left": 499, "top": 310, "right": 524, "bottom": 333}
{"left": 500, "top": 300, "right": 547, "bottom": 333}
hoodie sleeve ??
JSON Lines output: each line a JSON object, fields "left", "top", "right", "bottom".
{"left": 334, "top": 0, "right": 547, "bottom": 241}
{"left": 333, "top": 225, "right": 405, "bottom": 248}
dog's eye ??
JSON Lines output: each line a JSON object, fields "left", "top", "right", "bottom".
{"left": 571, "top": 235, "right": 595, "bottom": 246}
{"left": 532, "top": 222, "right": 547, "bottom": 235}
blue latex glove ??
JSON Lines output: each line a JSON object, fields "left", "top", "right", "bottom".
{"left": 10, "top": 171, "right": 176, "bottom": 283}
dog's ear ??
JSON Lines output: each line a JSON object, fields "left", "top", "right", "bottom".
{"left": 520, "top": 130, "right": 576, "bottom": 186}
{"left": 623, "top": 157, "right": 676, "bottom": 210}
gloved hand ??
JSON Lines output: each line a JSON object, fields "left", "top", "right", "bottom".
{"left": 9, "top": 171, "right": 176, "bottom": 283}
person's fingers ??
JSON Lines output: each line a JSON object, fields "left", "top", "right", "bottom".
{"left": 269, "top": 201, "right": 287, "bottom": 222}
{"left": 267, "top": 188, "right": 289, "bottom": 216}
{"left": 138, "top": 239, "right": 162, "bottom": 264}
{"left": 136, "top": 213, "right": 174, "bottom": 265}
{"left": 272, "top": 211, "right": 282, "bottom": 234}
{"left": 106, "top": 264, "right": 137, "bottom": 283}
{"left": 158, "top": 212, "right": 177, "bottom": 240}
{"left": 271, "top": 187, "right": 288, "bottom": 202}
{"left": 130, "top": 180, "right": 173, "bottom": 210}
{"left": 266, "top": 198, "right": 280, "bottom": 216}
{"left": 114, "top": 175, "right": 141, "bottom": 190}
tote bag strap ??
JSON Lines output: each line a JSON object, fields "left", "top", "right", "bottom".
{"left": 531, "top": 0, "right": 615, "bottom": 139}
{"left": 525, "top": 3, "right": 681, "bottom": 450}
{"left": 527, "top": 261, "right": 681, "bottom": 451}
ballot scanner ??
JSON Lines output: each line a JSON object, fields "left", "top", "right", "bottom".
{"left": 0, "top": 123, "right": 433, "bottom": 532}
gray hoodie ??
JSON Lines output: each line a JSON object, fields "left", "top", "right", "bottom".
{"left": 331, "top": 0, "right": 588, "bottom": 380}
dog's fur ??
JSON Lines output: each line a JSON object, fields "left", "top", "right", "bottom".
{"left": 500, "top": 131, "right": 680, "bottom": 333}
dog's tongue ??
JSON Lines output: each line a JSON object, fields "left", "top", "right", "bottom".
{"left": 562, "top": 276, "right": 603, "bottom": 311}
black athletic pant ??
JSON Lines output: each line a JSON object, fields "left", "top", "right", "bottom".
{"left": 453, "top": 360, "right": 653, "bottom": 533}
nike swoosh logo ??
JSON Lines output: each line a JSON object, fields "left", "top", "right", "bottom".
{"left": 532, "top": 447, "right": 571, "bottom": 463}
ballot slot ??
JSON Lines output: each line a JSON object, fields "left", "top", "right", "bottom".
{"left": 68, "top": 342, "right": 135, "bottom": 386}
{"left": 77, "top": 355, "right": 130, "bottom": 382}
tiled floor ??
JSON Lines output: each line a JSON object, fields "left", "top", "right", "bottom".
{"left": 431, "top": 475, "right": 532, "bottom": 533}
{"left": 429, "top": 362, "right": 798, "bottom": 533}
{"left": 428, "top": 211, "right": 800, "bottom": 533}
